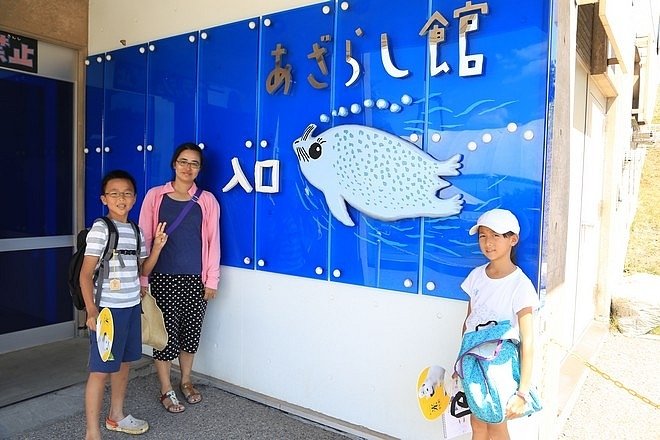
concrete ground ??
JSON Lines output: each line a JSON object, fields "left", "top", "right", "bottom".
{"left": 1, "top": 331, "right": 657, "bottom": 439}
{"left": 558, "top": 331, "right": 660, "bottom": 440}
{"left": 0, "top": 365, "right": 356, "bottom": 440}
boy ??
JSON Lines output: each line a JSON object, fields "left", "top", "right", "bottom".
{"left": 80, "top": 170, "right": 167, "bottom": 439}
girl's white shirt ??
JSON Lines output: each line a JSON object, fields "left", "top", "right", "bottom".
{"left": 461, "top": 264, "right": 539, "bottom": 336}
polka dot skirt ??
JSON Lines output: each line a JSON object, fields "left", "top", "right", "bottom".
{"left": 150, "top": 273, "right": 207, "bottom": 361}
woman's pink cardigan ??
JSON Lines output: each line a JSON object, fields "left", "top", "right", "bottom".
{"left": 139, "top": 181, "right": 221, "bottom": 289}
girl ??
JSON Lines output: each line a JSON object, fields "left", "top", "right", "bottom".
{"left": 139, "top": 143, "right": 221, "bottom": 413}
{"left": 459, "top": 208, "right": 539, "bottom": 440}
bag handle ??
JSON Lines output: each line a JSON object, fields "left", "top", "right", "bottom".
{"left": 165, "top": 188, "right": 203, "bottom": 235}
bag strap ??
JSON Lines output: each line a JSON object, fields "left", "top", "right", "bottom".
{"left": 165, "top": 187, "right": 203, "bottom": 235}
{"left": 128, "top": 220, "right": 141, "bottom": 271}
{"left": 94, "top": 217, "right": 119, "bottom": 308}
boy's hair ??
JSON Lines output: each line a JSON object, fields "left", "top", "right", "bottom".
{"left": 171, "top": 142, "right": 204, "bottom": 169}
{"left": 101, "top": 169, "right": 137, "bottom": 194}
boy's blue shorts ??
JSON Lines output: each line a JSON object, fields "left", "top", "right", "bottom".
{"left": 89, "top": 304, "right": 142, "bottom": 373}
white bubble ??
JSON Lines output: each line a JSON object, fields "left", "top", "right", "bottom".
{"left": 467, "top": 141, "right": 478, "bottom": 151}
{"left": 507, "top": 122, "right": 518, "bottom": 132}
{"left": 322, "top": 5, "right": 331, "bottom": 14}
{"left": 403, "top": 278, "right": 413, "bottom": 288}
{"left": 338, "top": 106, "right": 348, "bottom": 117}
{"left": 426, "top": 281, "right": 436, "bottom": 291}
{"left": 350, "top": 104, "right": 362, "bottom": 114}
{"left": 320, "top": 114, "right": 330, "bottom": 123}
{"left": 523, "top": 130, "right": 534, "bottom": 140}
{"left": 409, "top": 133, "right": 419, "bottom": 143}
{"left": 482, "top": 133, "right": 492, "bottom": 143}
{"left": 364, "top": 99, "right": 374, "bottom": 108}
{"left": 331, "top": 109, "right": 338, "bottom": 116}
{"left": 401, "top": 94, "right": 413, "bottom": 105}
{"left": 376, "top": 99, "right": 389, "bottom": 109}
{"left": 389, "top": 103, "right": 401, "bottom": 113}
{"left": 431, "top": 133, "right": 441, "bottom": 143}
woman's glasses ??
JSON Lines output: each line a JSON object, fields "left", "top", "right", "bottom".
{"left": 176, "top": 159, "right": 201, "bottom": 169}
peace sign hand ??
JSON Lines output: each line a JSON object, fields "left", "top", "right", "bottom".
{"left": 152, "top": 222, "right": 168, "bottom": 251}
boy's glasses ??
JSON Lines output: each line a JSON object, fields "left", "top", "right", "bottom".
{"left": 176, "top": 159, "right": 201, "bottom": 169}
{"left": 104, "top": 192, "right": 135, "bottom": 199}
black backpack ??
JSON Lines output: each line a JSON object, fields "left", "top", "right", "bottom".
{"left": 67, "top": 217, "right": 140, "bottom": 310}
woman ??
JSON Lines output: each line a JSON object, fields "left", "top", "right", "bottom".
{"left": 139, "top": 142, "right": 220, "bottom": 413}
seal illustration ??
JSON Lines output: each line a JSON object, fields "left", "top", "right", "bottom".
{"left": 293, "top": 124, "right": 464, "bottom": 227}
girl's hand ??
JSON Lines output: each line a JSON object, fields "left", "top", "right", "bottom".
{"left": 505, "top": 393, "right": 527, "bottom": 419}
{"left": 204, "top": 287, "right": 217, "bottom": 300}
{"left": 140, "top": 286, "right": 149, "bottom": 298}
{"left": 152, "top": 222, "right": 168, "bottom": 251}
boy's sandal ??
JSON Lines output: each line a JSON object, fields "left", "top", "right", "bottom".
{"left": 105, "top": 414, "right": 149, "bottom": 434}
{"left": 160, "top": 390, "right": 185, "bottom": 413}
{"left": 180, "top": 382, "right": 202, "bottom": 404}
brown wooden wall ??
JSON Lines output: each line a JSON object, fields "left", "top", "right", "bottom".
{"left": 0, "top": 0, "right": 88, "bottom": 49}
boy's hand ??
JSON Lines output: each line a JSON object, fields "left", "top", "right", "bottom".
{"left": 86, "top": 306, "right": 99, "bottom": 332}
{"left": 152, "top": 222, "right": 168, "bottom": 251}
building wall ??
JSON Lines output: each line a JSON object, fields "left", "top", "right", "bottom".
{"left": 86, "top": 1, "right": 549, "bottom": 438}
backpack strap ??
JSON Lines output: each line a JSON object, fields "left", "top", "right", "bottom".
{"left": 93, "top": 217, "right": 119, "bottom": 308}
{"left": 128, "top": 220, "right": 141, "bottom": 271}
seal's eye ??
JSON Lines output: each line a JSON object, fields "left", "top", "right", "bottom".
{"left": 308, "top": 142, "right": 322, "bottom": 160}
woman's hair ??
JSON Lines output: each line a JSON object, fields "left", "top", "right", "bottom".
{"left": 170, "top": 142, "right": 204, "bottom": 169}
{"left": 503, "top": 231, "right": 518, "bottom": 265}
{"left": 101, "top": 169, "right": 137, "bottom": 194}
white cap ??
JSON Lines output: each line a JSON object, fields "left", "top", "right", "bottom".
{"left": 468, "top": 209, "right": 520, "bottom": 235}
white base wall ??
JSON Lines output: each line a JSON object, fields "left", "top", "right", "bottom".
{"left": 185, "top": 266, "right": 538, "bottom": 439}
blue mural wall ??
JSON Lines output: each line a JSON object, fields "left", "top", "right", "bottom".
{"left": 86, "top": 0, "right": 552, "bottom": 300}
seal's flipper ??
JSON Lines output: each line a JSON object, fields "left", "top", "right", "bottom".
{"left": 324, "top": 192, "right": 355, "bottom": 227}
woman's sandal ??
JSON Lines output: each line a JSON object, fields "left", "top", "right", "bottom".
{"left": 180, "top": 382, "right": 202, "bottom": 404}
{"left": 160, "top": 390, "right": 185, "bottom": 413}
